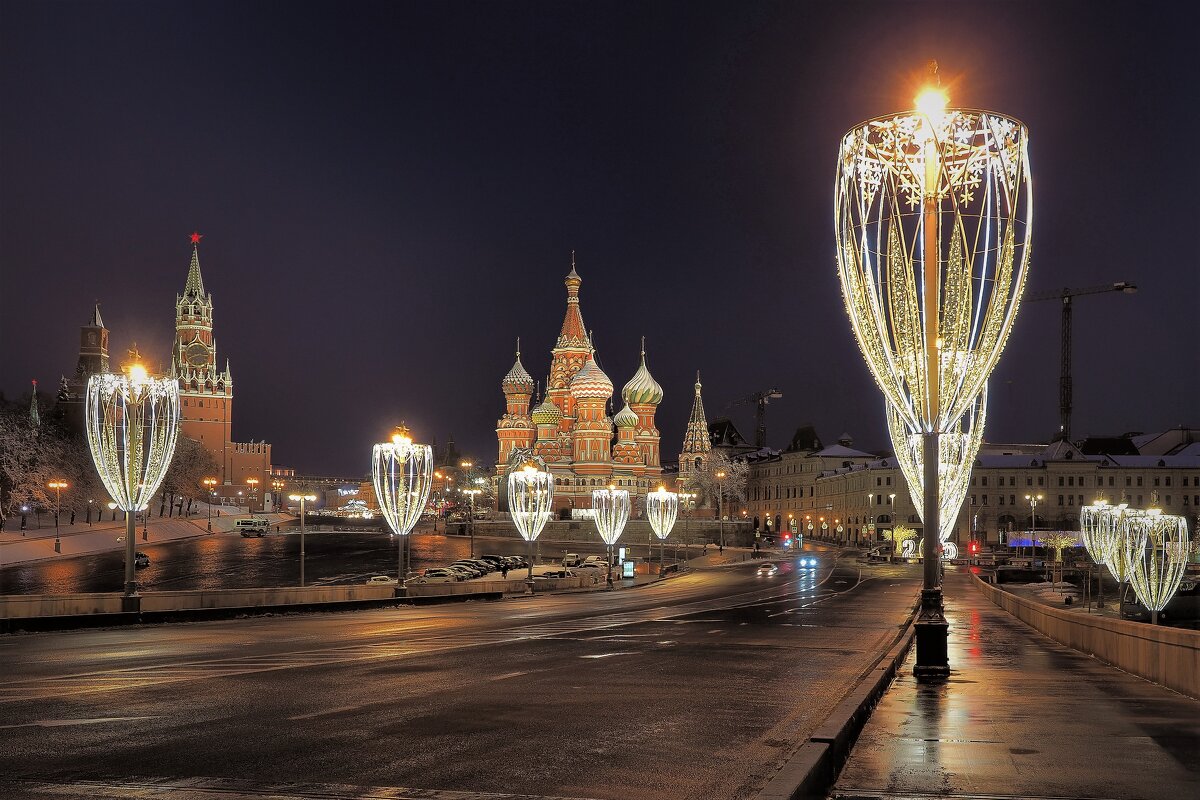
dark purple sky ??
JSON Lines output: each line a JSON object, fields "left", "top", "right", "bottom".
{"left": 2, "top": 1, "right": 1196, "bottom": 476}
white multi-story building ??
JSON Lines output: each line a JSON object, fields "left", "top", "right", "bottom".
{"left": 745, "top": 428, "right": 1200, "bottom": 547}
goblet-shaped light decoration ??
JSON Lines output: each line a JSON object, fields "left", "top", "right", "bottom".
{"left": 508, "top": 463, "right": 554, "bottom": 591}
{"left": 372, "top": 426, "right": 434, "bottom": 585}
{"left": 646, "top": 486, "right": 679, "bottom": 573}
{"left": 593, "top": 487, "right": 631, "bottom": 585}
{"left": 86, "top": 363, "right": 180, "bottom": 598}
{"left": 887, "top": 388, "right": 986, "bottom": 551}
{"left": 1080, "top": 500, "right": 1113, "bottom": 566}
{"left": 835, "top": 71, "right": 1032, "bottom": 679}
{"left": 1125, "top": 510, "right": 1191, "bottom": 625}
{"left": 1105, "top": 506, "right": 1146, "bottom": 586}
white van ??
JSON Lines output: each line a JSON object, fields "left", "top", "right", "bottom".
{"left": 562, "top": 553, "right": 581, "bottom": 567}
{"left": 235, "top": 517, "right": 269, "bottom": 537}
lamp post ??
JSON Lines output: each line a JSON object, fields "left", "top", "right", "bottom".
{"left": 202, "top": 477, "right": 218, "bottom": 530}
{"left": 246, "top": 477, "right": 259, "bottom": 511}
{"left": 679, "top": 491, "right": 696, "bottom": 559}
{"left": 48, "top": 480, "right": 68, "bottom": 553}
{"left": 289, "top": 493, "right": 317, "bottom": 585}
{"left": 715, "top": 470, "right": 727, "bottom": 551}
{"left": 647, "top": 486, "right": 679, "bottom": 575}
{"left": 593, "top": 486, "right": 631, "bottom": 589}
{"left": 462, "top": 488, "right": 481, "bottom": 556}
{"left": 271, "top": 478, "right": 284, "bottom": 512}
{"left": 372, "top": 426, "right": 434, "bottom": 589}
{"left": 1025, "top": 494, "right": 1043, "bottom": 561}
{"left": 834, "top": 66, "right": 1032, "bottom": 679}
{"left": 508, "top": 463, "right": 553, "bottom": 593}
{"left": 85, "top": 361, "right": 180, "bottom": 606}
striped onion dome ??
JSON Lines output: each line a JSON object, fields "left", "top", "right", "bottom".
{"left": 531, "top": 398, "right": 562, "bottom": 425}
{"left": 569, "top": 358, "right": 613, "bottom": 399}
{"left": 621, "top": 348, "right": 663, "bottom": 405}
{"left": 613, "top": 402, "right": 639, "bottom": 428}
{"left": 502, "top": 352, "right": 534, "bottom": 393}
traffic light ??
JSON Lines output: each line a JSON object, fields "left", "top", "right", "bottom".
{"left": 782, "top": 532, "right": 792, "bottom": 548}
{"left": 968, "top": 540, "right": 980, "bottom": 555}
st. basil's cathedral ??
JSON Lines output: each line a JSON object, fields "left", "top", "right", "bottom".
{"left": 496, "top": 257, "right": 664, "bottom": 512}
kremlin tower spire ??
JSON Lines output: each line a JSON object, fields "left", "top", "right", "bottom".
{"left": 679, "top": 371, "right": 711, "bottom": 482}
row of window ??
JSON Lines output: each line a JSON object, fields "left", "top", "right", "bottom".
{"left": 969, "top": 493, "right": 1198, "bottom": 508}
{"left": 181, "top": 398, "right": 227, "bottom": 409}
{"left": 973, "top": 474, "right": 1193, "bottom": 488}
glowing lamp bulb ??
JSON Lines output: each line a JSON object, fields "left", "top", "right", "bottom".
{"left": 128, "top": 363, "right": 148, "bottom": 385}
{"left": 915, "top": 86, "right": 948, "bottom": 126}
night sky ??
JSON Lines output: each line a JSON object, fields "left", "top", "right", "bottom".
{"left": 2, "top": 1, "right": 1196, "bottom": 477}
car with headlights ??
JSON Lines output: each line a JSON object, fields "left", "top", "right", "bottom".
{"left": 756, "top": 563, "right": 778, "bottom": 577}
{"left": 795, "top": 555, "right": 819, "bottom": 569}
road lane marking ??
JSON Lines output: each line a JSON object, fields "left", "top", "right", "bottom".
{"left": 0, "top": 715, "right": 158, "bottom": 729}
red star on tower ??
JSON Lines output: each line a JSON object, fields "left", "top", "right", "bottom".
{"left": 189, "top": 231, "right": 203, "bottom": 245}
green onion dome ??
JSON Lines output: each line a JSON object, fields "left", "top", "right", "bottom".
{"left": 621, "top": 349, "right": 663, "bottom": 405}
{"left": 614, "top": 402, "right": 639, "bottom": 428}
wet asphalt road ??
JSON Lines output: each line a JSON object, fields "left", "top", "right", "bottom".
{"left": 0, "top": 530, "right": 643, "bottom": 594}
{"left": 0, "top": 551, "right": 922, "bottom": 800}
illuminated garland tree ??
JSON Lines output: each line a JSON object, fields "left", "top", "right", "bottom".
{"left": 593, "top": 486, "right": 631, "bottom": 587}
{"left": 86, "top": 359, "right": 180, "bottom": 602}
{"left": 835, "top": 64, "right": 1033, "bottom": 678}
{"left": 646, "top": 486, "right": 679, "bottom": 573}
{"left": 372, "top": 426, "right": 434, "bottom": 585}
{"left": 507, "top": 462, "right": 553, "bottom": 592}
{"left": 1125, "top": 510, "right": 1191, "bottom": 625}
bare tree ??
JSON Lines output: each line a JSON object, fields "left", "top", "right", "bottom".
{"left": 161, "top": 437, "right": 220, "bottom": 517}
{"left": 683, "top": 450, "right": 748, "bottom": 518}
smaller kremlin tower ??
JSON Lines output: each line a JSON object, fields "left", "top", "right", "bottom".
{"left": 678, "top": 371, "right": 711, "bottom": 484}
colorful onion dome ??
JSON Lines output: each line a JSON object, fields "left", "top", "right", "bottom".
{"left": 614, "top": 402, "right": 638, "bottom": 428}
{"left": 502, "top": 347, "right": 534, "bottom": 393}
{"left": 569, "top": 358, "right": 613, "bottom": 399}
{"left": 621, "top": 345, "right": 663, "bottom": 405}
{"left": 531, "top": 397, "right": 562, "bottom": 425}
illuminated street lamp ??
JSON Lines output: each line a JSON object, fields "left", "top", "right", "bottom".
{"left": 288, "top": 492, "right": 318, "bottom": 585}
{"left": 462, "top": 487, "right": 482, "bottom": 556}
{"left": 1125, "top": 509, "right": 1191, "bottom": 625}
{"left": 246, "top": 477, "right": 259, "bottom": 510}
{"left": 202, "top": 477, "right": 218, "bottom": 531}
{"left": 86, "top": 360, "right": 180, "bottom": 604}
{"left": 47, "top": 480, "right": 68, "bottom": 553}
{"left": 593, "top": 486, "right": 631, "bottom": 588}
{"left": 647, "top": 486, "right": 679, "bottom": 575}
{"left": 372, "top": 425, "right": 434, "bottom": 587}
{"left": 715, "top": 469, "right": 727, "bottom": 550}
{"left": 1025, "top": 494, "right": 1044, "bottom": 560}
{"left": 508, "top": 462, "right": 554, "bottom": 593}
{"left": 835, "top": 66, "right": 1033, "bottom": 679}
{"left": 271, "top": 478, "right": 285, "bottom": 512}
{"left": 678, "top": 491, "right": 697, "bottom": 558}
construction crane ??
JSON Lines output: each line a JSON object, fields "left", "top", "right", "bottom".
{"left": 1027, "top": 281, "right": 1137, "bottom": 442}
{"left": 727, "top": 388, "right": 783, "bottom": 448}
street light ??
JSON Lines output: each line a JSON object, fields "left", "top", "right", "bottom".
{"left": 1025, "top": 494, "right": 1043, "bottom": 560}
{"left": 835, "top": 67, "right": 1033, "bottom": 680}
{"left": 715, "top": 470, "right": 727, "bottom": 551}
{"left": 678, "top": 491, "right": 696, "bottom": 559}
{"left": 462, "top": 487, "right": 482, "bottom": 556}
{"left": 593, "top": 486, "right": 631, "bottom": 589}
{"left": 203, "top": 477, "right": 218, "bottom": 530}
{"left": 271, "top": 478, "right": 284, "bottom": 512}
{"left": 48, "top": 480, "right": 68, "bottom": 553}
{"left": 289, "top": 492, "right": 319, "bottom": 586}
{"left": 508, "top": 462, "right": 553, "bottom": 593}
{"left": 372, "top": 425, "right": 435, "bottom": 588}
{"left": 85, "top": 360, "right": 180, "bottom": 606}
{"left": 246, "top": 477, "right": 259, "bottom": 511}
{"left": 647, "top": 486, "right": 679, "bottom": 575}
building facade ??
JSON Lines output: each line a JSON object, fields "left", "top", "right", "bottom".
{"left": 496, "top": 258, "right": 664, "bottom": 512}
{"left": 746, "top": 430, "right": 1200, "bottom": 547}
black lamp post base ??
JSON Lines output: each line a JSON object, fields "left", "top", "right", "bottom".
{"left": 913, "top": 589, "right": 949, "bottom": 681}
{"left": 121, "top": 595, "right": 141, "bottom": 614}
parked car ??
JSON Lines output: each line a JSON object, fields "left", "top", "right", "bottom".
{"left": 479, "top": 555, "right": 507, "bottom": 569}
{"left": 367, "top": 575, "right": 398, "bottom": 585}
{"left": 576, "top": 562, "right": 604, "bottom": 571}
{"left": 405, "top": 570, "right": 457, "bottom": 585}
{"left": 582, "top": 555, "right": 608, "bottom": 566}
{"left": 449, "top": 562, "right": 484, "bottom": 578}
{"left": 562, "top": 553, "right": 582, "bottom": 567}
{"left": 133, "top": 552, "right": 150, "bottom": 568}
{"left": 503, "top": 556, "right": 527, "bottom": 568}
{"left": 443, "top": 565, "right": 475, "bottom": 580}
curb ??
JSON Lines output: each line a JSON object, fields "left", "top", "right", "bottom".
{"left": 755, "top": 600, "right": 919, "bottom": 800}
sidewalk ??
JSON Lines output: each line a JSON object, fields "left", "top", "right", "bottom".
{"left": 834, "top": 569, "right": 1200, "bottom": 800}
{"left": 0, "top": 512, "right": 288, "bottom": 568}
